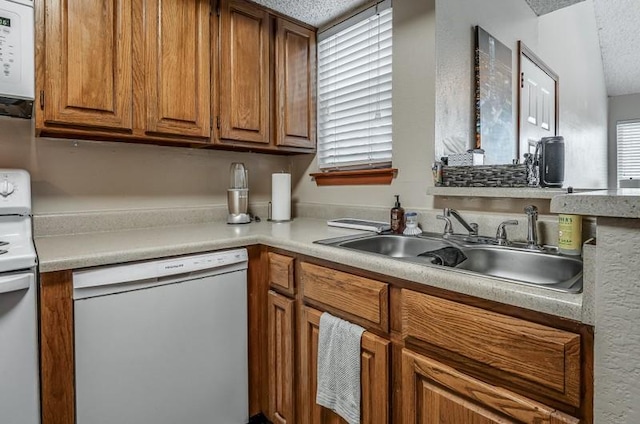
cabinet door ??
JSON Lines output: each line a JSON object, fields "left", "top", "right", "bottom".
{"left": 269, "top": 252, "right": 295, "bottom": 295}
{"left": 401, "top": 289, "right": 581, "bottom": 407}
{"left": 300, "top": 306, "right": 389, "bottom": 424}
{"left": 144, "top": 0, "right": 211, "bottom": 138}
{"left": 219, "top": 0, "right": 270, "bottom": 144}
{"left": 44, "top": 0, "right": 133, "bottom": 130}
{"left": 267, "top": 291, "right": 295, "bottom": 424}
{"left": 401, "top": 349, "right": 579, "bottom": 424}
{"left": 275, "top": 18, "right": 316, "bottom": 149}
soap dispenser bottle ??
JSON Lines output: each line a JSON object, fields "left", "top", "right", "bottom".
{"left": 390, "top": 195, "right": 405, "bottom": 234}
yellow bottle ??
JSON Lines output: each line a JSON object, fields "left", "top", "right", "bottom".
{"left": 558, "top": 214, "right": 582, "bottom": 255}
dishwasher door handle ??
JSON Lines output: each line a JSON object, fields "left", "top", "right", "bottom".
{"left": 0, "top": 273, "right": 32, "bottom": 295}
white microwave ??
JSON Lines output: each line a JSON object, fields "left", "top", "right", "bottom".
{"left": 0, "top": 0, "right": 34, "bottom": 118}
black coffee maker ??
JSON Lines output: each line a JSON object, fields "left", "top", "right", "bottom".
{"left": 533, "top": 136, "right": 565, "bottom": 188}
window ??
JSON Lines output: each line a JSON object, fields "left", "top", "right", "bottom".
{"left": 617, "top": 120, "right": 640, "bottom": 186}
{"left": 317, "top": 0, "right": 393, "bottom": 171}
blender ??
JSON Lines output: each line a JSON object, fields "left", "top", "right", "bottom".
{"left": 227, "top": 163, "right": 251, "bottom": 224}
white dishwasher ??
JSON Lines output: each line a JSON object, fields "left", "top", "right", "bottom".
{"left": 73, "top": 249, "right": 249, "bottom": 424}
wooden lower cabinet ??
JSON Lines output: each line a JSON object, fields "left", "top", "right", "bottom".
{"left": 267, "top": 291, "right": 296, "bottom": 424}
{"left": 300, "top": 306, "right": 390, "bottom": 424}
{"left": 401, "top": 290, "right": 582, "bottom": 408}
{"left": 269, "top": 252, "right": 295, "bottom": 295}
{"left": 401, "top": 348, "right": 579, "bottom": 424}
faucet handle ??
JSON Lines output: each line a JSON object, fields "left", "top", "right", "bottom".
{"left": 524, "top": 205, "right": 538, "bottom": 216}
{"left": 436, "top": 215, "right": 454, "bottom": 236}
{"left": 496, "top": 220, "right": 518, "bottom": 245}
{"left": 469, "top": 222, "right": 479, "bottom": 236}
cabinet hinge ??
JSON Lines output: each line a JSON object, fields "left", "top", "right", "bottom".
{"left": 40, "top": 90, "right": 45, "bottom": 110}
{"left": 216, "top": 116, "right": 220, "bottom": 130}
{"left": 520, "top": 72, "right": 525, "bottom": 89}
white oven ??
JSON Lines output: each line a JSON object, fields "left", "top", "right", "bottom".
{"left": 0, "top": 169, "right": 39, "bottom": 424}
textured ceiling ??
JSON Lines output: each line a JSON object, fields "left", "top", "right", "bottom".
{"left": 250, "top": 0, "right": 372, "bottom": 28}
{"left": 249, "top": 0, "right": 640, "bottom": 97}
{"left": 592, "top": 0, "right": 640, "bottom": 96}
{"left": 524, "top": 0, "right": 585, "bottom": 15}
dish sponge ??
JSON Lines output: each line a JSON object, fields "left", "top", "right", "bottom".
{"left": 403, "top": 212, "right": 422, "bottom": 236}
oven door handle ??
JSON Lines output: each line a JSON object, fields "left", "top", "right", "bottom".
{"left": 0, "top": 273, "right": 32, "bottom": 295}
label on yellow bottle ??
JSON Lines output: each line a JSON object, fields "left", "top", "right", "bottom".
{"left": 558, "top": 214, "right": 582, "bottom": 255}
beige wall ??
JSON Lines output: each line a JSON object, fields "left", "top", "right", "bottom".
{"left": 0, "top": 117, "right": 291, "bottom": 214}
{"left": 292, "top": 0, "right": 437, "bottom": 211}
{"left": 537, "top": 0, "right": 608, "bottom": 189}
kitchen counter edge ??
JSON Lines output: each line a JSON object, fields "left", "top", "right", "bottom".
{"left": 34, "top": 218, "right": 588, "bottom": 324}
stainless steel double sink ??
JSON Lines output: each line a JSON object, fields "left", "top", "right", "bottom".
{"left": 315, "top": 233, "right": 583, "bottom": 293}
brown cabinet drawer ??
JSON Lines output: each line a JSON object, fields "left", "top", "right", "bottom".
{"left": 300, "top": 262, "right": 388, "bottom": 332}
{"left": 401, "top": 289, "right": 581, "bottom": 407}
{"left": 268, "top": 252, "right": 295, "bottom": 295}
{"left": 401, "top": 349, "right": 580, "bottom": 424}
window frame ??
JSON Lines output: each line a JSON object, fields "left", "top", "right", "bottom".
{"left": 312, "top": 0, "right": 394, "bottom": 186}
{"left": 616, "top": 119, "right": 640, "bottom": 187}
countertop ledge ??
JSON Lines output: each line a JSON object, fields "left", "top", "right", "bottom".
{"left": 551, "top": 189, "right": 640, "bottom": 218}
{"left": 34, "top": 218, "right": 585, "bottom": 323}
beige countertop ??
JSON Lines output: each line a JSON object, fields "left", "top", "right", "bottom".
{"left": 34, "top": 218, "right": 587, "bottom": 323}
{"left": 551, "top": 188, "right": 640, "bottom": 218}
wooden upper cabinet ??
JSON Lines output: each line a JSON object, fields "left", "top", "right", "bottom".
{"left": 300, "top": 306, "right": 389, "bottom": 424}
{"left": 401, "top": 349, "right": 579, "bottom": 424}
{"left": 275, "top": 18, "right": 316, "bottom": 149}
{"left": 219, "top": 0, "right": 270, "bottom": 144}
{"left": 144, "top": 0, "right": 211, "bottom": 138}
{"left": 39, "top": 0, "right": 316, "bottom": 151}
{"left": 43, "top": 0, "right": 133, "bottom": 130}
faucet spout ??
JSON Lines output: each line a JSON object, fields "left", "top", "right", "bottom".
{"left": 444, "top": 208, "right": 478, "bottom": 236}
{"left": 524, "top": 205, "right": 543, "bottom": 250}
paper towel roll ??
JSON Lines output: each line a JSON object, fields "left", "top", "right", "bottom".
{"left": 271, "top": 173, "right": 291, "bottom": 221}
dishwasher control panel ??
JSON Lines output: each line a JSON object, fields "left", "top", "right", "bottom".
{"left": 73, "top": 248, "right": 249, "bottom": 293}
{"left": 158, "top": 249, "right": 248, "bottom": 277}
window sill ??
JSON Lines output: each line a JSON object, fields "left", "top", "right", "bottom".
{"left": 310, "top": 168, "right": 397, "bottom": 186}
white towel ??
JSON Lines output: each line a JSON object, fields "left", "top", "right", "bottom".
{"left": 316, "top": 312, "right": 365, "bottom": 424}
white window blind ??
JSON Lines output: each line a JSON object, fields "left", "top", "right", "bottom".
{"left": 617, "top": 120, "right": 640, "bottom": 185}
{"left": 317, "top": 1, "right": 393, "bottom": 170}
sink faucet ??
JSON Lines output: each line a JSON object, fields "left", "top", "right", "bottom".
{"left": 436, "top": 215, "right": 454, "bottom": 237}
{"left": 496, "top": 220, "right": 518, "bottom": 246}
{"left": 444, "top": 208, "right": 478, "bottom": 236}
{"left": 524, "top": 205, "right": 543, "bottom": 250}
